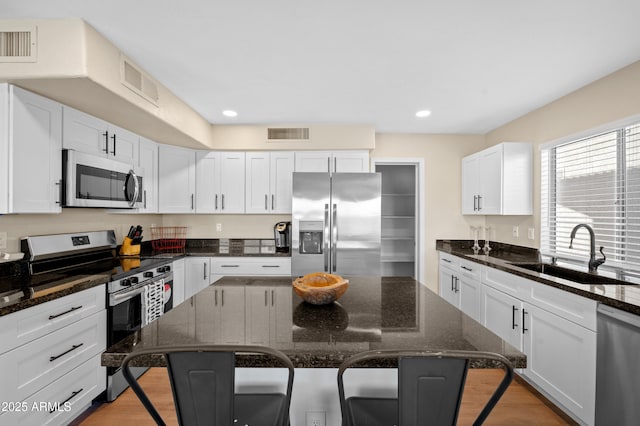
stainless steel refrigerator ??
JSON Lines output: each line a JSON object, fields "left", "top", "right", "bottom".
{"left": 291, "top": 172, "right": 381, "bottom": 276}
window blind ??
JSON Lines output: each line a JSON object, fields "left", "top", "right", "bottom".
{"left": 541, "top": 122, "right": 640, "bottom": 270}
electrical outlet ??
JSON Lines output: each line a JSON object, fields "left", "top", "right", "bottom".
{"left": 306, "top": 411, "right": 326, "bottom": 426}
{"left": 216, "top": 223, "right": 222, "bottom": 232}
{"left": 528, "top": 227, "right": 535, "bottom": 240}
{"left": 0, "top": 232, "right": 7, "bottom": 250}
{"left": 512, "top": 226, "right": 519, "bottom": 238}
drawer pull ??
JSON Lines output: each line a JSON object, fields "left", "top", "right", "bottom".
{"left": 261, "top": 265, "right": 280, "bottom": 268}
{"left": 461, "top": 266, "right": 473, "bottom": 272}
{"left": 49, "top": 388, "right": 84, "bottom": 413}
{"left": 49, "top": 305, "right": 82, "bottom": 320}
{"left": 221, "top": 265, "right": 240, "bottom": 268}
{"left": 442, "top": 258, "right": 452, "bottom": 263}
{"left": 49, "top": 343, "right": 84, "bottom": 362}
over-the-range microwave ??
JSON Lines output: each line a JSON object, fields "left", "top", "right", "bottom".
{"left": 62, "top": 149, "right": 144, "bottom": 208}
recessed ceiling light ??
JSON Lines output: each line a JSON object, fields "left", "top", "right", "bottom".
{"left": 416, "top": 110, "right": 431, "bottom": 118}
{"left": 222, "top": 110, "right": 238, "bottom": 117}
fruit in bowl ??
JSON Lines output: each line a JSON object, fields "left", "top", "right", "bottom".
{"left": 292, "top": 272, "right": 349, "bottom": 305}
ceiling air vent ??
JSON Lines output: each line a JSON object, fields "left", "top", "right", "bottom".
{"left": 267, "top": 127, "right": 311, "bottom": 142}
{"left": 0, "top": 24, "right": 37, "bottom": 62}
{"left": 120, "top": 55, "right": 159, "bottom": 106}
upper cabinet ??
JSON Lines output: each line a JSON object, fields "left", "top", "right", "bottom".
{"left": 0, "top": 85, "right": 63, "bottom": 214}
{"left": 195, "top": 152, "right": 245, "bottom": 214}
{"left": 245, "top": 151, "right": 294, "bottom": 214}
{"left": 294, "top": 150, "right": 369, "bottom": 173}
{"left": 461, "top": 142, "right": 532, "bottom": 215}
{"left": 62, "top": 106, "right": 139, "bottom": 166}
{"left": 158, "top": 145, "right": 196, "bottom": 213}
{"left": 138, "top": 137, "right": 159, "bottom": 213}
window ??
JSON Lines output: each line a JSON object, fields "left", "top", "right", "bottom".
{"left": 541, "top": 121, "right": 640, "bottom": 271}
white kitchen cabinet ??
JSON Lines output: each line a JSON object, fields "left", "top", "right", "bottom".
{"left": 294, "top": 150, "right": 369, "bottom": 173}
{"left": 62, "top": 105, "right": 139, "bottom": 165}
{"left": 195, "top": 151, "right": 245, "bottom": 213}
{"left": 210, "top": 257, "right": 292, "bottom": 277}
{"left": 0, "top": 286, "right": 106, "bottom": 425}
{"left": 479, "top": 266, "right": 597, "bottom": 425}
{"left": 461, "top": 142, "right": 532, "bottom": 215}
{"left": 438, "top": 253, "right": 481, "bottom": 322}
{"left": 184, "top": 257, "right": 211, "bottom": 299}
{"left": 0, "top": 84, "right": 62, "bottom": 214}
{"left": 172, "top": 258, "right": 185, "bottom": 306}
{"left": 137, "top": 137, "right": 159, "bottom": 213}
{"left": 245, "top": 151, "right": 294, "bottom": 214}
{"left": 158, "top": 144, "right": 196, "bottom": 213}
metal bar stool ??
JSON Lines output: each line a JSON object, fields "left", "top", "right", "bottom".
{"left": 337, "top": 349, "right": 514, "bottom": 426}
{"left": 122, "top": 344, "right": 295, "bottom": 426}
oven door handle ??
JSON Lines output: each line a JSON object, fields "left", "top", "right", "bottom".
{"left": 110, "top": 285, "right": 145, "bottom": 305}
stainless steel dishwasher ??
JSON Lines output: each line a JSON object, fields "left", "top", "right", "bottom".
{"left": 595, "top": 304, "right": 640, "bottom": 425}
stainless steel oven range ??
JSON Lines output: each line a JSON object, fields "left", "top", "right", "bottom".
{"left": 106, "top": 260, "right": 173, "bottom": 401}
{"left": 21, "top": 230, "right": 174, "bottom": 402}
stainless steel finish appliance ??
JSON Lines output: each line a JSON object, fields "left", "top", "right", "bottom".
{"left": 595, "top": 304, "right": 640, "bottom": 425}
{"left": 62, "top": 149, "right": 143, "bottom": 208}
{"left": 20, "top": 230, "right": 174, "bottom": 402}
{"left": 274, "top": 221, "right": 291, "bottom": 253}
{"left": 106, "top": 262, "right": 173, "bottom": 401}
{"left": 292, "top": 172, "right": 381, "bottom": 276}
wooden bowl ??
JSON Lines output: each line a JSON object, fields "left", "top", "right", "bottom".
{"left": 292, "top": 272, "right": 349, "bottom": 305}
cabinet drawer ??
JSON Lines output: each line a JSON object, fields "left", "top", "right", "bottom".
{"left": 527, "top": 278, "right": 597, "bottom": 331}
{"left": 4, "top": 355, "right": 105, "bottom": 426}
{"left": 0, "top": 310, "right": 106, "bottom": 403}
{"left": 211, "top": 257, "right": 291, "bottom": 276}
{"left": 458, "top": 257, "right": 481, "bottom": 281}
{"left": 482, "top": 266, "right": 529, "bottom": 300}
{"left": 0, "top": 285, "right": 106, "bottom": 355}
{"left": 438, "top": 252, "right": 460, "bottom": 268}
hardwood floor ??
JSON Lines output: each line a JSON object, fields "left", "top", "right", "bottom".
{"left": 74, "top": 368, "right": 575, "bottom": 425}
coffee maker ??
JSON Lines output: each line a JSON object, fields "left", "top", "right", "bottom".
{"left": 274, "top": 221, "right": 291, "bottom": 253}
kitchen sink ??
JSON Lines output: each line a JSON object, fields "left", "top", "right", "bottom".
{"left": 508, "top": 262, "right": 624, "bottom": 285}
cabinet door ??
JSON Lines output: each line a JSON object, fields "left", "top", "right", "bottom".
{"left": 480, "top": 285, "right": 522, "bottom": 350}
{"left": 245, "top": 287, "right": 271, "bottom": 345}
{"left": 270, "top": 151, "right": 294, "bottom": 213}
{"left": 184, "top": 257, "right": 210, "bottom": 299}
{"left": 295, "top": 151, "right": 331, "bottom": 172}
{"left": 271, "top": 287, "right": 293, "bottom": 344}
{"left": 459, "top": 276, "right": 481, "bottom": 322}
{"left": 62, "top": 106, "right": 109, "bottom": 156}
{"left": 138, "top": 138, "right": 158, "bottom": 213}
{"left": 9, "top": 86, "right": 62, "bottom": 213}
{"left": 195, "top": 151, "right": 221, "bottom": 213}
{"left": 522, "top": 303, "right": 596, "bottom": 425}
{"left": 219, "top": 152, "right": 245, "bottom": 213}
{"left": 461, "top": 154, "right": 479, "bottom": 215}
{"left": 333, "top": 151, "right": 369, "bottom": 172}
{"left": 438, "top": 264, "right": 459, "bottom": 307}
{"left": 245, "top": 152, "right": 271, "bottom": 213}
{"left": 158, "top": 145, "right": 196, "bottom": 213}
{"left": 108, "top": 124, "right": 139, "bottom": 165}
{"left": 478, "top": 145, "right": 502, "bottom": 214}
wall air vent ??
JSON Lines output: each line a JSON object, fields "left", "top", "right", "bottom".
{"left": 120, "top": 55, "right": 159, "bottom": 106}
{"left": 0, "top": 24, "right": 37, "bottom": 62}
{"left": 267, "top": 127, "right": 311, "bottom": 142}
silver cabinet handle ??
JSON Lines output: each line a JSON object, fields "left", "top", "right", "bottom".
{"left": 334, "top": 157, "right": 337, "bottom": 172}
{"left": 264, "top": 290, "right": 268, "bottom": 306}
{"left": 478, "top": 195, "right": 482, "bottom": 211}
{"left": 221, "top": 265, "right": 239, "bottom": 268}
{"left": 191, "top": 194, "right": 194, "bottom": 210}
{"left": 324, "top": 203, "right": 330, "bottom": 272}
{"left": 203, "top": 262, "right": 207, "bottom": 280}
{"left": 327, "top": 157, "right": 331, "bottom": 173}
{"left": 271, "top": 290, "right": 274, "bottom": 306}
{"left": 265, "top": 194, "right": 268, "bottom": 210}
{"left": 55, "top": 179, "right": 62, "bottom": 205}
{"left": 222, "top": 194, "right": 225, "bottom": 210}
{"left": 262, "top": 265, "right": 280, "bottom": 268}
{"left": 473, "top": 195, "right": 478, "bottom": 211}
{"left": 272, "top": 194, "right": 275, "bottom": 210}
{"left": 214, "top": 289, "right": 218, "bottom": 305}
{"left": 221, "top": 289, "right": 224, "bottom": 306}
{"left": 215, "top": 194, "right": 218, "bottom": 210}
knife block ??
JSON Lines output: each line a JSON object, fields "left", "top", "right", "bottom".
{"left": 119, "top": 237, "right": 140, "bottom": 256}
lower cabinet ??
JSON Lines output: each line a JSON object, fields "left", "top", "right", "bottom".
{"left": 172, "top": 258, "right": 186, "bottom": 306}
{"left": 438, "top": 253, "right": 481, "bottom": 322}
{"left": 245, "top": 286, "right": 292, "bottom": 345}
{"left": 0, "top": 286, "right": 106, "bottom": 425}
{"left": 184, "top": 257, "right": 211, "bottom": 299}
{"left": 479, "top": 267, "right": 597, "bottom": 425}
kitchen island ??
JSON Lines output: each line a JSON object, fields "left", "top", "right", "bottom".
{"left": 102, "top": 275, "right": 525, "bottom": 368}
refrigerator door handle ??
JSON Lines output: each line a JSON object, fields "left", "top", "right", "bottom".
{"left": 332, "top": 203, "right": 338, "bottom": 272}
{"left": 324, "top": 203, "right": 330, "bottom": 272}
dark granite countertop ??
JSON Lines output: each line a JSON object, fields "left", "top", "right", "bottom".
{"left": 102, "top": 276, "right": 526, "bottom": 369}
{"left": 436, "top": 240, "right": 640, "bottom": 316}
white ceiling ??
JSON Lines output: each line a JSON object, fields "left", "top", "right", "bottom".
{"left": 3, "top": 0, "right": 640, "bottom": 134}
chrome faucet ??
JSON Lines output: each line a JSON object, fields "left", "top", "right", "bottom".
{"left": 569, "top": 224, "right": 606, "bottom": 272}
